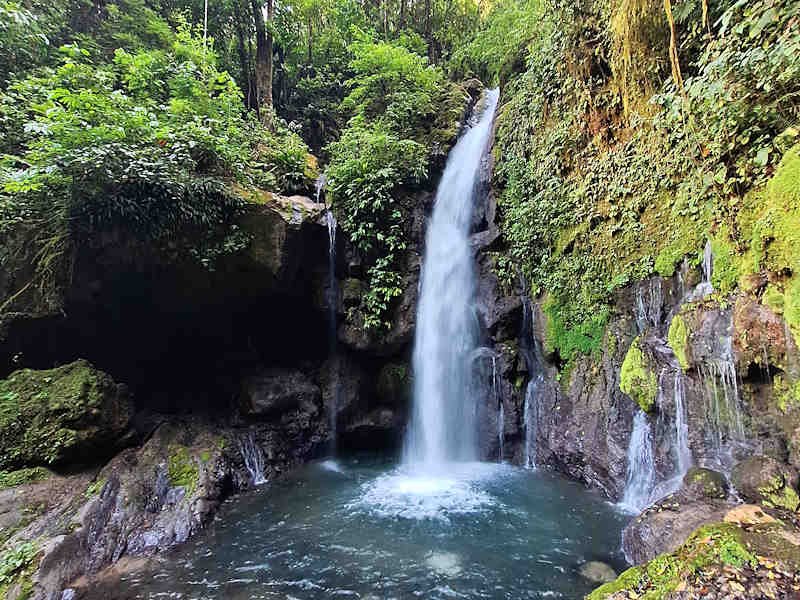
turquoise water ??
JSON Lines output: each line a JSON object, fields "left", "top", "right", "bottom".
{"left": 118, "top": 457, "right": 629, "bottom": 599}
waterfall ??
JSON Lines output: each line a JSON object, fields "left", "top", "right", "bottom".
{"left": 325, "top": 209, "right": 339, "bottom": 453}
{"left": 674, "top": 371, "right": 692, "bottom": 476}
{"left": 325, "top": 210, "right": 338, "bottom": 346}
{"left": 404, "top": 88, "right": 500, "bottom": 469}
{"left": 689, "top": 240, "right": 714, "bottom": 301}
{"left": 700, "top": 335, "right": 746, "bottom": 468}
{"left": 497, "top": 401, "right": 504, "bottom": 463}
{"left": 620, "top": 411, "right": 656, "bottom": 513}
{"left": 238, "top": 432, "right": 266, "bottom": 485}
{"left": 635, "top": 278, "right": 663, "bottom": 333}
{"left": 523, "top": 376, "right": 541, "bottom": 469}
{"left": 492, "top": 355, "right": 504, "bottom": 462}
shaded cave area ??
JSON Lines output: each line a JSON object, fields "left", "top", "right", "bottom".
{"left": 0, "top": 211, "right": 413, "bottom": 457}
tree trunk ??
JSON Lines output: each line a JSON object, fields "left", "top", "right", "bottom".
{"left": 424, "top": 0, "right": 433, "bottom": 61}
{"left": 664, "top": 0, "right": 685, "bottom": 102}
{"left": 307, "top": 18, "right": 313, "bottom": 63}
{"left": 234, "top": 0, "right": 255, "bottom": 110}
{"left": 250, "top": 0, "right": 273, "bottom": 122}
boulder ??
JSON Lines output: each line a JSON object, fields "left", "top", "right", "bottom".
{"left": 0, "top": 360, "right": 133, "bottom": 470}
{"left": 732, "top": 456, "right": 800, "bottom": 511}
{"left": 240, "top": 369, "right": 321, "bottom": 418}
{"left": 682, "top": 467, "right": 729, "bottom": 499}
{"left": 622, "top": 491, "right": 734, "bottom": 564}
{"left": 579, "top": 561, "right": 617, "bottom": 584}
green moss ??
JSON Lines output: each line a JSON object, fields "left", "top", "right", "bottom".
{"left": 0, "top": 542, "right": 38, "bottom": 600}
{"left": 588, "top": 523, "right": 756, "bottom": 599}
{"left": 654, "top": 241, "right": 689, "bottom": 278}
{"left": 168, "top": 446, "right": 198, "bottom": 495}
{"left": 773, "top": 374, "right": 800, "bottom": 412}
{"left": 667, "top": 314, "right": 690, "bottom": 371}
{"left": 586, "top": 565, "right": 644, "bottom": 600}
{"left": 620, "top": 336, "right": 658, "bottom": 412}
{"left": 542, "top": 295, "right": 609, "bottom": 370}
{"left": 0, "top": 468, "right": 50, "bottom": 489}
{"left": 741, "top": 145, "right": 800, "bottom": 277}
{"left": 784, "top": 276, "right": 800, "bottom": 344}
{"left": 0, "top": 360, "right": 130, "bottom": 470}
{"left": 756, "top": 474, "right": 800, "bottom": 511}
{"left": 84, "top": 477, "right": 106, "bottom": 499}
{"left": 708, "top": 231, "right": 746, "bottom": 296}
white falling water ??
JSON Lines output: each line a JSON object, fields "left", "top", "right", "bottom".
{"left": 620, "top": 411, "right": 655, "bottom": 513}
{"left": 497, "top": 401, "right": 504, "bottom": 463}
{"left": 523, "top": 376, "right": 541, "bottom": 469}
{"left": 701, "top": 335, "right": 746, "bottom": 468}
{"left": 403, "top": 88, "right": 500, "bottom": 469}
{"left": 315, "top": 173, "right": 327, "bottom": 204}
{"left": 238, "top": 432, "right": 266, "bottom": 485}
{"left": 673, "top": 371, "right": 692, "bottom": 477}
{"left": 325, "top": 209, "right": 339, "bottom": 453}
{"left": 635, "top": 278, "right": 663, "bottom": 333}
{"left": 491, "top": 354, "right": 504, "bottom": 462}
{"left": 689, "top": 240, "right": 714, "bottom": 301}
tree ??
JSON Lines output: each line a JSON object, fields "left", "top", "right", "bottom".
{"left": 250, "top": 0, "right": 273, "bottom": 120}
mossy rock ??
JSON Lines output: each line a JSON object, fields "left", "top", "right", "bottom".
{"left": 667, "top": 314, "right": 690, "bottom": 371}
{"left": 0, "top": 360, "right": 133, "bottom": 470}
{"left": 683, "top": 467, "right": 728, "bottom": 499}
{"left": 0, "top": 541, "right": 39, "bottom": 600}
{"left": 620, "top": 336, "right": 658, "bottom": 412}
{"left": 732, "top": 456, "right": 800, "bottom": 512}
{"left": 588, "top": 523, "right": 756, "bottom": 599}
{"left": 0, "top": 467, "right": 51, "bottom": 489}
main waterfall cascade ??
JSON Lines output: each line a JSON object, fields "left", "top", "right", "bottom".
{"left": 403, "top": 88, "right": 501, "bottom": 468}
{"left": 114, "top": 88, "right": 634, "bottom": 599}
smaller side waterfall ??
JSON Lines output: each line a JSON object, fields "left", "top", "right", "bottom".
{"left": 497, "top": 401, "right": 504, "bottom": 463}
{"left": 674, "top": 371, "right": 692, "bottom": 476}
{"left": 321, "top": 172, "right": 340, "bottom": 454}
{"left": 700, "top": 335, "right": 746, "bottom": 468}
{"left": 324, "top": 211, "right": 339, "bottom": 452}
{"left": 491, "top": 355, "right": 504, "bottom": 462}
{"left": 635, "top": 278, "right": 663, "bottom": 333}
{"left": 690, "top": 240, "right": 715, "bottom": 300}
{"left": 325, "top": 210, "right": 338, "bottom": 348}
{"left": 620, "top": 411, "right": 656, "bottom": 513}
{"left": 523, "top": 376, "right": 541, "bottom": 469}
{"left": 238, "top": 432, "right": 266, "bottom": 485}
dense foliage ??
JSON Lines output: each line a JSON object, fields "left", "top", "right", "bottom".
{"left": 326, "top": 35, "right": 465, "bottom": 329}
{"left": 487, "top": 0, "right": 800, "bottom": 368}
{"left": 0, "top": 0, "right": 476, "bottom": 327}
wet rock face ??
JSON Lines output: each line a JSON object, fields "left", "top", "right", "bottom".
{"left": 0, "top": 360, "right": 133, "bottom": 470}
{"left": 7, "top": 414, "right": 327, "bottom": 600}
{"left": 540, "top": 350, "right": 632, "bottom": 498}
{"left": 240, "top": 369, "right": 321, "bottom": 418}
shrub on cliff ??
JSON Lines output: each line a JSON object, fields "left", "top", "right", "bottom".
{"left": 326, "top": 34, "right": 467, "bottom": 330}
{"left": 0, "top": 23, "right": 315, "bottom": 302}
